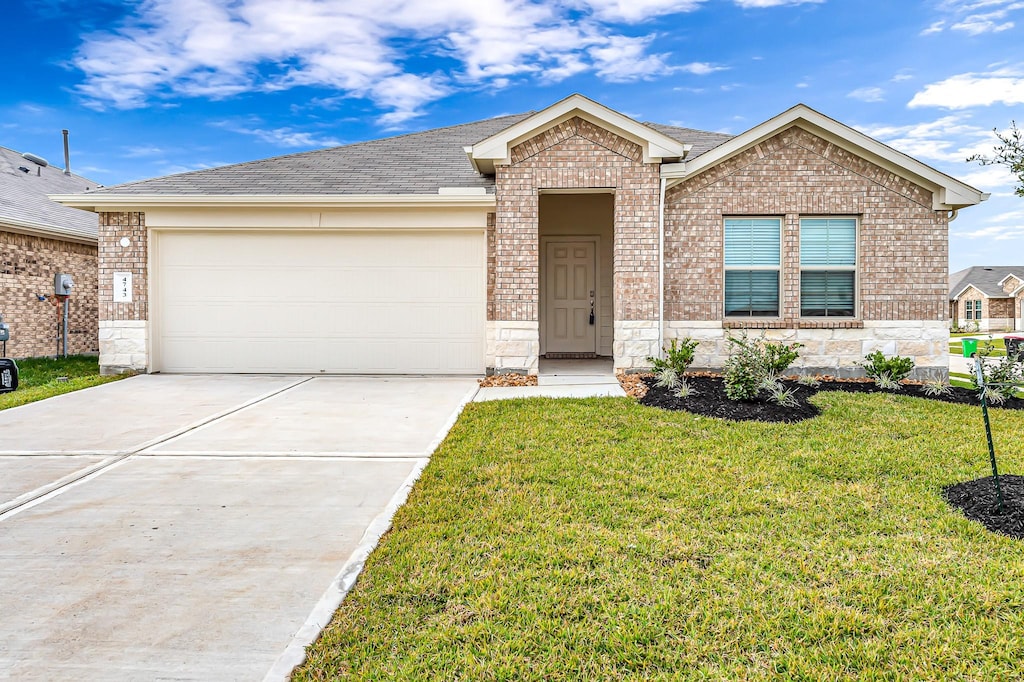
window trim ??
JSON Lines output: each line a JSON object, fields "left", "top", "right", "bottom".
{"left": 798, "top": 216, "right": 858, "bottom": 319}
{"left": 723, "top": 216, "right": 782, "bottom": 319}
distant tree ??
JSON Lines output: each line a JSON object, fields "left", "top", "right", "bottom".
{"left": 968, "top": 121, "right": 1024, "bottom": 197}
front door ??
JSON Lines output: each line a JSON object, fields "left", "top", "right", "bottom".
{"left": 544, "top": 240, "right": 596, "bottom": 354}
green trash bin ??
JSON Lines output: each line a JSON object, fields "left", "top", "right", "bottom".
{"left": 962, "top": 337, "right": 979, "bottom": 357}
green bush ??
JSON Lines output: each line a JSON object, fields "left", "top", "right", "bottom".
{"left": 723, "top": 334, "right": 802, "bottom": 402}
{"left": 648, "top": 338, "right": 699, "bottom": 377}
{"left": 860, "top": 351, "right": 915, "bottom": 388}
{"left": 970, "top": 353, "right": 1024, "bottom": 404}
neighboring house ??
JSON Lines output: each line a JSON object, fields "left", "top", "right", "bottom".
{"left": 54, "top": 94, "right": 987, "bottom": 379}
{"left": 949, "top": 266, "right": 1024, "bottom": 332}
{"left": 0, "top": 145, "right": 100, "bottom": 358}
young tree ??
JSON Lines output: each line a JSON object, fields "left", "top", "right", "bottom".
{"left": 968, "top": 121, "right": 1024, "bottom": 197}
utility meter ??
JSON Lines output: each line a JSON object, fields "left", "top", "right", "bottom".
{"left": 0, "top": 313, "right": 8, "bottom": 343}
{"left": 54, "top": 273, "right": 74, "bottom": 296}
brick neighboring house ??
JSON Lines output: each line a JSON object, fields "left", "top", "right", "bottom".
{"left": 54, "top": 95, "right": 988, "bottom": 379}
{"left": 949, "top": 266, "right": 1024, "bottom": 332}
{"left": 0, "top": 145, "right": 101, "bottom": 358}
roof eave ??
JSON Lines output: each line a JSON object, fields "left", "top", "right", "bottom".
{"left": 0, "top": 217, "right": 97, "bottom": 245}
{"left": 49, "top": 193, "right": 498, "bottom": 212}
{"left": 661, "top": 104, "right": 989, "bottom": 212}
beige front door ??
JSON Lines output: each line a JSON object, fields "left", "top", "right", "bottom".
{"left": 544, "top": 240, "right": 596, "bottom": 354}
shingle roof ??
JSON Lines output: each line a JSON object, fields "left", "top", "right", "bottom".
{"left": 82, "top": 113, "right": 734, "bottom": 197}
{"left": 949, "top": 266, "right": 1024, "bottom": 299}
{"left": 0, "top": 146, "right": 100, "bottom": 240}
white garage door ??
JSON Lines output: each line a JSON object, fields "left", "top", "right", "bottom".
{"left": 154, "top": 230, "right": 485, "bottom": 374}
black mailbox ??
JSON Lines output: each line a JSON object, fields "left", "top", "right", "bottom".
{"left": 0, "top": 358, "right": 17, "bottom": 394}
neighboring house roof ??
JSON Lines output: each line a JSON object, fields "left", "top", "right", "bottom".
{"left": 53, "top": 100, "right": 733, "bottom": 208}
{"left": 0, "top": 145, "right": 99, "bottom": 243}
{"left": 663, "top": 104, "right": 989, "bottom": 211}
{"left": 949, "top": 266, "right": 1024, "bottom": 299}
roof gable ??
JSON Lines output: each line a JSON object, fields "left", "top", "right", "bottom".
{"left": 664, "top": 104, "right": 989, "bottom": 211}
{"left": 468, "top": 94, "right": 690, "bottom": 174}
{"left": 949, "top": 266, "right": 1024, "bottom": 299}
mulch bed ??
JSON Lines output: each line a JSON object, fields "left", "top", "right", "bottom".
{"left": 943, "top": 475, "right": 1024, "bottom": 539}
{"left": 639, "top": 375, "right": 1024, "bottom": 424}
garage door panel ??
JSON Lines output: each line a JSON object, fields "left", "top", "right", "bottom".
{"left": 156, "top": 230, "right": 485, "bottom": 374}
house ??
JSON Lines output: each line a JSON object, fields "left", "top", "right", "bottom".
{"left": 1, "top": 144, "right": 100, "bottom": 358}
{"left": 53, "top": 94, "right": 987, "bottom": 380}
{"left": 949, "top": 266, "right": 1023, "bottom": 332}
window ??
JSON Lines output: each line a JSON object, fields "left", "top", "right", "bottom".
{"left": 966, "top": 299, "right": 982, "bottom": 320}
{"left": 724, "top": 218, "right": 781, "bottom": 317}
{"left": 800, "top": 218, "right": 856, "bottom": 317}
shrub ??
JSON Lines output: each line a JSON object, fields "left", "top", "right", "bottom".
{"left": 723, "top": 333, "right": 803, "bottom": 402}
{"left": 673, "top": 379, "right": 693, "bottom": 399}
{"left": 797, "top": 374, "right": 821, "bottom": 388}
{"left": 922, "top": 379, "right": 952, "bottom": 397}
{"left": 648, "top": 338, "right": 699, "bottom": 376}
{"left": 861, "top": 351, "right": 915, "bottom": 389}
{"left": 970, "top": 353, "right": 1024, "bottom": 404}
{"left": 763, "top": 378, "right": 799, "bottom": 407}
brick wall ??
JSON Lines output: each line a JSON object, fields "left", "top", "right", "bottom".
{"left": 665, "top": 126, "right": 948, "bottom": 325}
{"left": 492, "top": 116, "right": 661, "bottom": 322}
{"left": 0, "top": 229, "right": 98, "bottom": 358}
{"left": 97, "top": 212, "right": 149, "bottom": 373}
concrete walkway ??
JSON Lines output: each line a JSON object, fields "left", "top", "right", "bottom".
{"left": 0, "top": 374, "right": 478, "bottom": 682}
{"left": 474, "top": 358, "right": 627, "bottom": 401}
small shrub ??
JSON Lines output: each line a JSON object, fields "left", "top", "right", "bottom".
{"left": 763, "top": 378, "right": 799, "bottom": 408}
{"left": 861, "top": 351, "right": 915, "bottom": 388}
{"left": 673, "top": 379, "right": 693, "bottom": 399}
{"left": 648, "top": 338, "right": 699, "bottom": 376}
{"left": 654, "top": 367, "right": 682, "bottom": 390}
{"left": 796, "top": 374, "right": 821, "bottom": 388}
{"left": 922, "top": 379, "right": 952, "bottom": 397}
{"left": 970, "top": 353, "right": 1024, "bottom": 404}
{"left": 723, "top": 333, "right": 802, "bottom": 401}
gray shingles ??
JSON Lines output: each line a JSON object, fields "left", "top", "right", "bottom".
{"left": 84, "top": 113, "right": 735, "bottom": 198}
{"left": 0, "top": 146, "right": 99, "bottom": 239}
{"left": 950, "top": 266, "right": 1024, "bottom": 298}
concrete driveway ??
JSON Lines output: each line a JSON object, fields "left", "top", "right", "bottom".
{"left": 0, "top": 374, "right": 478, "bottom": 681}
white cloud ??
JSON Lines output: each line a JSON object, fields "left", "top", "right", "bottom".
{"left": 733, "top": 0, "right": 824, "bottom": 7}
{"left": 847, "top": 86, "right": 885, "bottom": 102}
{"left": 72, "top": 0, "right": 729, "bottom": 125}
{"left": 211, "top": 119, "right": 342, "bottom": 147}
{"left": 920, "top": 20, "right": 946, "bottom": 34}
{"left": 909, "top": 67, "right": 1024, "bottom": 108}
{"left": 858, "top": 115, "right": 996, "bottom": 164}
{"left": 958, "top": 165, "right": 1020, "bottom": 192}
{"left": 925, "top": 0, "right": 1024, "bottom": 34}
{"left": 680, "top": 62, "right": 729, "bottom": 75}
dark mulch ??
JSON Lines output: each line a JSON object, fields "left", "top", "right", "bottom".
{"left": 943, "top": 475, "right": 1024, "bottom": 540}
{"left": 640, "top": 375, "right": 820, "bottom": 423}
{"left": 639, "top": 375, "right": 1024, "bottom": 424}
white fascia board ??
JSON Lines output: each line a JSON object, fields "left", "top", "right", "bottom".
{"left": 0, "top": 217, "right": 97, "bottom": 244}
{"left": 470, "top": 93, "right": 687, "bottom": 171}
{"left": 49, "top": 193, "right": 497, "bottom": 212}
{"left": 997, "top": 273, "right": 1023, "bottom": 287}
{"left": 662, "top": 104, "right": 989, "bottom": 211}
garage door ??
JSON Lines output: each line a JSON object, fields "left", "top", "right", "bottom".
{"left": 154, "top": 230, "right": 485, "bottom": 374}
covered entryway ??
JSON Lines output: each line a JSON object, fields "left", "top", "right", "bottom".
{"left": 539, "top": 193, "right": 614, "bottom": 358}
{"left": 152, "top": 229, "right": 485, "bottom": 374}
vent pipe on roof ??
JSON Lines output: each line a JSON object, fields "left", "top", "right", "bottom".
{"left": 62, "top": 130, "right": 71, "bottom": 176}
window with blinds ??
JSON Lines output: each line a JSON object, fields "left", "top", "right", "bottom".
{"left": 800, "top": 218, "right": 856, "bottom": 317}
{"left": 724, "top": 218, "right": 781, "bottom": 317}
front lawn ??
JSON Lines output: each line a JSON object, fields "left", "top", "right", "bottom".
{"left": 0, "top": 355, "right": 126, "bottom": 411}
{"left": 295, "top": 392, "right": 1024, "bottom": 680}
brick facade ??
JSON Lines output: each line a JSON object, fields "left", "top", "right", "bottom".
{"left": 662, "top": 126, "right": 950, "bottom": 378}
{"left": 952, "top": 284, "right": 1020, "bottom": 332}
{"left": 489, "top": 116, "right": 661, "bottom": 372}
{"left": 97, "top": 212, "right": 149, "bottom": 373}
{"left": 0, "top": 229, "right": 98, "bottom": 358}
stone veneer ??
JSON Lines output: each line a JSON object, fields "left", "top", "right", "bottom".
{"left": 0, "top": 230, "right": 98, "bottom": 358}
{"left": 97, "top": 212, "right": 148, "bottom": 374}
{"left": 488, "top": 116, "right": 661, "bottom": 373}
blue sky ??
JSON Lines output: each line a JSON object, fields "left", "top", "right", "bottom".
{"left": 3, "top": 0, "right": 1023, "bottom": 271}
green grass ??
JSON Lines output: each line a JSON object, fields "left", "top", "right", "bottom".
{"left": 295, "top": 393, "right": 1024, "bottom": 681}
{"left": 949, "top": 337, "right": 1006, "bottom": 357}
{"left": 0, "top": 355, "right": 126, "bottom": 411}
